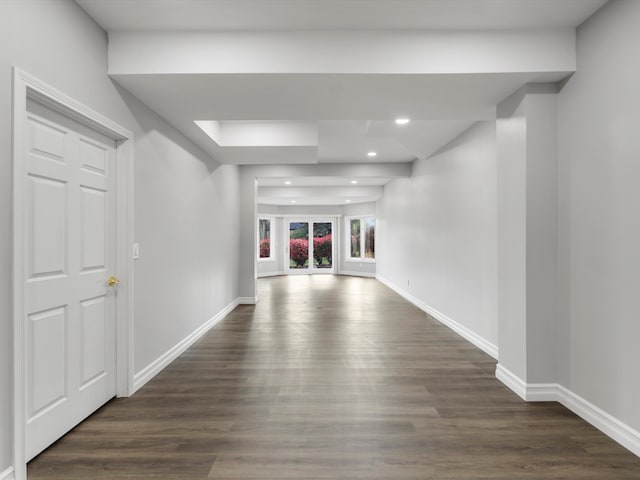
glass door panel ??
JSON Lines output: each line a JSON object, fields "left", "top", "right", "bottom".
{"left": 289, "top": 221, "right": 309, "bottom": 270}
{"left": 312, "top": 222, "right": 333, "bottom": 270}
{"left": 286, "top": 219, "right": 335, "bottom": 274}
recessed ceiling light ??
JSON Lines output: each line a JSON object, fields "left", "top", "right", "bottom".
{"left": 367, "top": 151, "right": 377, "bottom": 157}
{"left": 350, "top": 180, "right": 358, "bottom": 184}
{"left": 290, "top": 200, "right": 296, "bottom": 203}
{"left": 345, "top": 200, "right": 351, "bottom": 203}
{"left": 284, "top": 180, "right": 292, "bottom": 185}
{"left": 395, "top": 118, "right": 410, "bottom": 125}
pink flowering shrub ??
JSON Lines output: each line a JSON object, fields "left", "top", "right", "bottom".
{"left": 259, "top": 238, "right": 270, "bottom": 258}
{"left": 313, "top": 234, "right": 332, "bottom": 266}
{"left": 289, "top": 238, "right": 309, "bottom": 266}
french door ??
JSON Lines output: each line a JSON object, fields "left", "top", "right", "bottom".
{"left": 286, "top": 219, "right": 335, "bottom": 274}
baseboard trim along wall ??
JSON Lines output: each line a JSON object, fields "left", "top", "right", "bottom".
{"left": 496, "top": 364, "right": 640, "bottom": 458}
{"left": 339, "top": 270, "right": 376, "bottom": 278}
{"left": 0, "top": 467, "right": 14, "bottom": 480}
{"left": 238, "top": 296, "right": 258, "bottom": 304}
{"left": 257, "top": 271, "right": 284, "bottom": 278}
{"left": 133, "top": 298, "right": 240, "bottom": 393}
{"left": 495, "top": 364, "right": 528, "bottom": 399}
{"left": 376, "top": 275, "right": 499, "bottom": 360}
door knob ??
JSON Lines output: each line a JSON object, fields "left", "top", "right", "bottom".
{"left": 108, "top": 276, "right": 120, "bottom": 287}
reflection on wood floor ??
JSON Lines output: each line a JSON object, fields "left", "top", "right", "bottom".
{"left": 28, "top": 275, "right": 640, "bottom": 479}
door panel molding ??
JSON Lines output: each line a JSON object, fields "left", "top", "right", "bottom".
{"left": 12, "top": 68, "right": 134, "bottom": 480}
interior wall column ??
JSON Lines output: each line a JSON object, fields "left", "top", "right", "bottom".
{"left": 496, "top": 83, "right": 559, "bottom": 398}
{"left": 238, "top": 167, "right": 258, "bottom": 303}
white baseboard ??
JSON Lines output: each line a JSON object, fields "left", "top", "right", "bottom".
{"left": 238, "top": 296, "right": 258, "bottom": 304}
{"left": 496, "top": 364, "right": 640, "bottom": 458}
{"left": 524, "top": 382, "right": 559, "bottom": 402}
{"left": 376, "top": 275, "right": 498, "bottom": 360}
{"left": 133, "top": 298, "right": 240, "bottom": 392}
{"left": 557, "top": 385, "right": 640, "bottom": 458}
{"left": 495, "top": 364, "right": 527, "bottom": 400}
{"left": 495, "top": 364, "right": 558, "bottom": 401}
{"left": 257, "top": 271, "right": 284, "bottom": 278}
{"left": 339, "top": 270, "right": 376, "bottom": 278}
{"left": 0, "top": 467, "right": 14, "bottom": 480}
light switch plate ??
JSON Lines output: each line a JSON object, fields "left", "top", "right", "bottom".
{"left": 133, "top": 243, "right": 140, "bottom": 260}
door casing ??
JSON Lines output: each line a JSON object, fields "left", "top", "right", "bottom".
{"left": 11, "top": 68, "right": 135, "bottom": 480}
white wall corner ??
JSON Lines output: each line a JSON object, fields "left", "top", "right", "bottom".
{"left": 495, "top": 364, "right": 528, "bottom": 400}
{"left": 495, "top": 364, "right": 557, "bottom": 402}
{"left": 238, "top": 296, "right": 258, "bottom": 304}
{"left": 0, "top": 467, "right": 14, "bottom": 480}
{"left": 376, "top": 275, "right": 498, "bottom": 360}
{"left": 132, "top": 298, "right": 240, "bottom": 392}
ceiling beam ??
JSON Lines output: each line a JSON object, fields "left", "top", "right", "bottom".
{"left": 243, "top": 162, "right": 411, "bottom": 179}
{"left": 258, "top": 186, "right": 383, "bottom": 198}
{"left": 109, "top": 29, "right": 575, "bottom": 76}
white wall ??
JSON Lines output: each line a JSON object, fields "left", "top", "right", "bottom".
{"left": 129, "top": 89, "right": 240, "bottom": 373}
{"left": 557, "top": 0, "right": 640, "bottom": 433}
{"left": 524, "top": 86, "right": 559, "bottom": 384}
{"left": 0, "top": 0, "right": 240, "bottom": 473}
{"left": 496, "top": 84, "right": 559, "bottom": 385}
{"left": 495, "top": 88, "right": 528, "bottom": 380}
{"left": 377, "top": 121, "right": 498, "bottom": 351}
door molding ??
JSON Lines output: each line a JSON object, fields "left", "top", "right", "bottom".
{"left": 11, "top": 68, "right": 135, "bottom": 480}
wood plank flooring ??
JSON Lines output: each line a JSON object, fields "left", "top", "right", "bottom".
{"left": 28, "top": 275, "right": 640, "bottom": 479}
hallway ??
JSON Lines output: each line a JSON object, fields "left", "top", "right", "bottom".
{"left": 28, "top": 276, "right": 640, "bottom": 479}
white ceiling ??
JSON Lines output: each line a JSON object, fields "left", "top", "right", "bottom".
{"left": 77, "top": 0, "right": 606, "bottom": 31}
{"left": 75, "top": 0, "right": 607, "bottom": 205}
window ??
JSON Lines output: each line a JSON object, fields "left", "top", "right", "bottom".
{"left": 350, "top": 219, "right": 361, "bottom": 258}
{"left": 363, "top": 217, "right": 375, "bottom": 259}
{"left": 258, "top": 218, "right": 272, "bottom": 260}
{"left": 347, "top": 216, "right": 375, "bottom": 261}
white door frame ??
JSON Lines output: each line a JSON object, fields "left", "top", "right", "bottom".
{"left": 11, "top": 68, "right": 135, "bottom": 480}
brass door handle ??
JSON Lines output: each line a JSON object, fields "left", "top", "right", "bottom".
{"left": 108, "top": 276, "right": 120, "bottom": 287}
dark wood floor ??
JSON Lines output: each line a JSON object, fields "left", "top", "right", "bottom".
{"left": 29, "top": 275, "right": 640, "bottom": 479}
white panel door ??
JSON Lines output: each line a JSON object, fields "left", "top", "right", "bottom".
{"left": 24, "top": 99, "right": 117, "bottom": 460}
